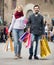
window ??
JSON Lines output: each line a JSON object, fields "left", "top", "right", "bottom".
{"left": 44, "top": 0, "right": 48, "bottom": 3}
{"left": 0, "top": 0, "right": 2, "bottom": 2}
{"left": 0, "top": 9, "right": 1, "bottom": 15}
{"left": 4, "top": 3, "right": 8, "bottom": 9}
{"left": 44, "top": 0, "right": 53, "bottom": 4}
{"left": 12, "top": 0, "right": 16, "bottom": 9}
{"left": 49, "top": 0, "right": 53, "bottom": 4}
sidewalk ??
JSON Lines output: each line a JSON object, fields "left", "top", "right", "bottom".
{"left": 0, "top": 42, "right": 54, "bottom": 65}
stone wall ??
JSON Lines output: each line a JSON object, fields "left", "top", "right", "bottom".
{"left": 4, "top": 0, "right": 54, "bottom": 24}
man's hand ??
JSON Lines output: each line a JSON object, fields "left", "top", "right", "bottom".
{"left": 42, "top": 34, "right": 45, "bottom": 39}
{"left": 27, "top": 28, "right": 30, "bottom": 33}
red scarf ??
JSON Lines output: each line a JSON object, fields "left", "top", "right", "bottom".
{"left": 14, "top": 11, "right": 24, "bottom": 19}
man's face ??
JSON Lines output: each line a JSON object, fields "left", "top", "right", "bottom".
{"left": 34, "top": 6, "right": 39, "bottom": 14}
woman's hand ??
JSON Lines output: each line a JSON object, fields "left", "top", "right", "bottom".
{"left": 8, "top": 32, "right": 10, "bottom": 37}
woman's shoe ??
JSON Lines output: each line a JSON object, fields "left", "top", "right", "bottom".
{"left": 17, "top": 54, "right": 22, "bottom": 59}
{"left": 14, "top": 55, "right": 18, "bottom": 59}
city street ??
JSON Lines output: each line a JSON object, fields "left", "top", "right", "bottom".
{"left": 0, "top": 41, "right": 54, "bottom": 65}
{"left": 0, "top": 0, "right": 54, "bottom": 65}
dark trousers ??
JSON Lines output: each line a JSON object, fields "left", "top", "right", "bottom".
{"left": 29, "top": 35, "right": 40, "bottom": 57}
{"left": 51, "top": 35, "right": 54, "bottom": 42}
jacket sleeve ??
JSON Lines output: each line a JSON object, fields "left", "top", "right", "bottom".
{"left": 8, "top": 15, "right": 15, "bottom": 33}
{"left": 26, "top": 16, "right": 31, "bottom": 28}
{"left": 41, "top": 16, "right": 45, "bottom": 34}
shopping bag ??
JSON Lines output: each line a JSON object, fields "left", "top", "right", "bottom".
{"left": 9, "top": 37, "right": 14, "bottom": 52}
{"left": 4, "top": 37, "right": 14, "bottom": 52}
{"left": 4, "top": 38, "right": 9, "bottom": 51}
{"left": 19, "top": 32, "right": 31, "bottom": 48}
{"left": 40, "top": 37, "right": 51, "bottom": 58}
{"left": 25, "top": 33, "right": 31, "bottom": 48}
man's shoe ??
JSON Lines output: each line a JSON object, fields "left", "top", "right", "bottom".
{"left": 29, "top": 55, "right": 32, "bottom": 60}
{"left": 34, "top": 56, "right": 39, "bottom": 60}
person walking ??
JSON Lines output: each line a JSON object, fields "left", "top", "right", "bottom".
{"left": 27, "top": 5, "right": 45, "bottom": 60}
{"left": 44, "top": 21, "right": 48, "bottom": 39}
{"left": 8, "top": 5, "right": 26, "bottom": 59}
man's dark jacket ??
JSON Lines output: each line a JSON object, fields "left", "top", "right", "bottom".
{"left": 27, "top": 13, "right": 44, "bottom": 35}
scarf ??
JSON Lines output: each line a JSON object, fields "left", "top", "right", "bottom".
{"left": 14, "top": 11, "right": 24, "bottom": 19}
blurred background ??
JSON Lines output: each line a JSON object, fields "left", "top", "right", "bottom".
{"left": 0, "top": 0, "right": 54, "bottom": 42}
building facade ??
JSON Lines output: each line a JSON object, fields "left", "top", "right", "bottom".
{"left": 0, "top": 0, "right": 54, "bottom": 25}
{"left": 0, "top": 0, "right": 4, "bottom": 24}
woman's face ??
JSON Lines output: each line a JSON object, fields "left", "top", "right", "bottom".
{"left": 17, "top": 6, "right": 23, "bottom": 12}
